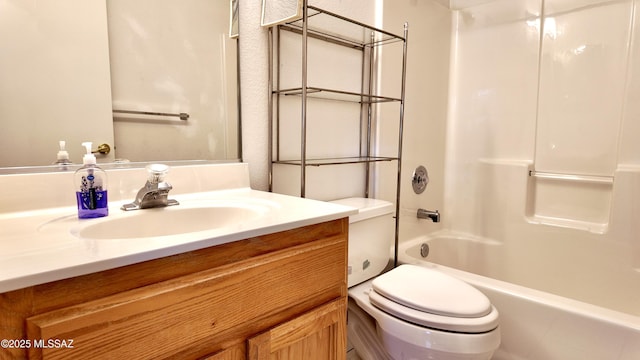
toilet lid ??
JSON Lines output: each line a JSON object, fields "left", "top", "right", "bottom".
{"left": 372, "top": 264, "right": 492, "bottom": 318}
{"left": 368, "top": 287, "right": 500, "bottom": 333}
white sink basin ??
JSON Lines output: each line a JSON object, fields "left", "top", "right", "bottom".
{"left": 73, "top": 203, "right": 267, "bottom": 240}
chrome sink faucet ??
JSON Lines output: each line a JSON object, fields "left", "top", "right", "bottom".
{"left": 417, "top": 208, "right": 440, "bottom": 223}
{"left": 121, "top": 164, "right": 179, "bottom": 211}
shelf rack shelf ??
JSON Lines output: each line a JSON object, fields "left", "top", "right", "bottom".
{"left": 275, "top": 87, "right": 402, "bottom": 103}
{"left": 281, "top": 5, "right": 404, "bottom": 49}
{"left": 273, "top": 156, "right": 398, "bottom": 167}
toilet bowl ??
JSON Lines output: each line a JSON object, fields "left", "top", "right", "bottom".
{"left": 331, "top": 198, "right": 500, "bottom": 360}
{"left": 350, "top": 265, "right": 500, "bottom": 360}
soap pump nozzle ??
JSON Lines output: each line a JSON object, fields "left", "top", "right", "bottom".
{"left": 81, "top": 142, "right": 97, "bottom": 165}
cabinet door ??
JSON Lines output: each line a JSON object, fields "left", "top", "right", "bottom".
{"left": 247, "top": 298, "right": 346, "bottom": 360}
{"left": 201, "top": 344, "right": 245, "bottom": 360}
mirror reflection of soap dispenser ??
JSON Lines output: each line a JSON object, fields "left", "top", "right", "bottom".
{"left": 74, "top": 142, "right": 108, "bottom": 219}
{"left": 53, "top": 141, "right": 73, "bottom": 169}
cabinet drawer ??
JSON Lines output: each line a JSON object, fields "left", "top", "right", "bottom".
{"left": 26, "top": 235, "right": 346, "bottom": 360}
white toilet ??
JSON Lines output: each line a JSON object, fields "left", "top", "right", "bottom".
{"left": 330, "top": 198, "right": 500, "bottom": 360}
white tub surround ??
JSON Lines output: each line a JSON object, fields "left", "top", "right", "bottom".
{"left": 0, "top": 163, "right": 356, "bottom": 293}
{"left": 442, "top": 0, "right": 640, "bottom": 319}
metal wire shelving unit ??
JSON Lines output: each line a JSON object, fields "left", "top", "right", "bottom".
{"left": 268, "top": 2, "right": 408, "bottom": 264}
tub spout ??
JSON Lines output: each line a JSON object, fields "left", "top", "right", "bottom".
{"left": 417, "top": 208, "right": 440, "bottom": 223}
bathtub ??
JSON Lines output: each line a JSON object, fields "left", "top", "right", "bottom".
{"left": 398, "top": 232, "right": 640, "bottom": 360}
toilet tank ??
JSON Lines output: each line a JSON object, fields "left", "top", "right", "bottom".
{"left": 329, "top": 197, "right": 395, "bottom": 287}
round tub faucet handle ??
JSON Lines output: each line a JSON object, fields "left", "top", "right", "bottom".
{"left": 412, "top": 165, "right": 429, "bottom": 194}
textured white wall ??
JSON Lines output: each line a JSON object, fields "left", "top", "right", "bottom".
{"left": 238, "top": 0, "right": 270, "bottom": 190}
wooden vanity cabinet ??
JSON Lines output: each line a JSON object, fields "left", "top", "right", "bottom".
{"left": 0, "top": 219, "right": 348, "bottom": 360}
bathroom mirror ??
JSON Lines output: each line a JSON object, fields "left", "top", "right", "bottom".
{"left": 0, "top": 0, "right": 239, "bottom": 171}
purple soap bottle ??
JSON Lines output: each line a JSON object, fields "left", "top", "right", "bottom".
{"left": 74, "top": 142, "right": 108, "bottom": 219}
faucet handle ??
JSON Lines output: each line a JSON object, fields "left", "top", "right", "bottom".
{"left": 146, "top": 163, "right": 170, "bottom": 184}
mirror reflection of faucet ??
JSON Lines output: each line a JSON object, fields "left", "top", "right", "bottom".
{"left": 121, "top": 164, "right": 179, "bottom": 211}
{"left": 417, "top": 208, "right": 440, "bottom": 223}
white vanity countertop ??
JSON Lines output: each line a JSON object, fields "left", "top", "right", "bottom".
{"left": 0, "top": 164, "right": 357, "bottom": 293}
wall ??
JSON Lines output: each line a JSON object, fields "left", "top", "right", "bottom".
{"left": 240, "top": 0, "right": 452, "bottom": 207}
{"left": 0, "top": 0, "right": 114, "bottom": 166}
{"left": 239, "top": 0, "right": 379, "bottom": 192}
{"left": 108, "top": 0, "right": 238, "bottom": 163}
{"left": 237, "top": 0, "right": 640, "bottom": 316}
{"left": 444, "top": 0, "right": 640, "bottom": 315}
{"left": 238, "top": 0, "right": 639, "bottom": 313}
{"left": 270, "top": 0, "right": 377, "bottom": 200}
{"left": 380, "top": 0, "right": 451, "bottom": 236}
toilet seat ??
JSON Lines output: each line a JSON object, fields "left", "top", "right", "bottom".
{"left": 369, "top": 264, "right": 499, "bottom": 333}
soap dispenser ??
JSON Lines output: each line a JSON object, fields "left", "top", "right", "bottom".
{"left": 75, "top": 142, "right": 108, "bottom": 219}
{"left": 53, "top": 141, "right": 73, "bottom": 169}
